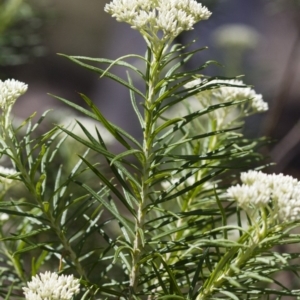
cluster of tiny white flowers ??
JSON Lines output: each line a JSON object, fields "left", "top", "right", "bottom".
{"left": 185, "top": 78, "right": 268, "bottom": 113}
{"left": 23, "top": 272, "right": 80, "bottom": 300}
{"left": 227, "top": 170, "right": 300, "bottom": 222}
{"left": 0, "top": 79, "right": 28, "bottom": 110}
{"left": 104, "top": 0, "right": 211, "bottom": 42}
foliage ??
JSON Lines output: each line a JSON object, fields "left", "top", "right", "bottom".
{"left": 1, "top": 1, "right": 300, "bottom": 300}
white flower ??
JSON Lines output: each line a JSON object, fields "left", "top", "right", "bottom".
{"left": 23, "top": 272, "right": 80, "bottom": 300}
{"left": 227, "top": 182, "right": 271, "bottom": 210}
{"left": 23, "top": 290, "right": 42, "bottom": 300}
{"left": 104, "top": 0, "right": 211, "bottom": 43}
{"left": 227, "top": 171, "right": 300, "bottom": 223}
{"left": 185, "top": 79, "right": 268, "bottom": 113}
{"left": 0, "top": 79, "right": 28, "bottom": 109}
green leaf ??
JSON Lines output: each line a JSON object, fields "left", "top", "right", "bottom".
{"left": 49, "top": 93, "right": 97, "bottom": 119}
{"left": 35, "top": 173, "right": 47, "bottom": 198}
{"left": 65, "top": 54, "right": 147, "bottom": 80}
{"left": 13, "top": 243, "right": 54, "bottom": 256}
{"left": 156, "top": 100, "right": 246, "bottom": 140}
{"left": 158, "top": 296, "right": 186, "bottom": 300}
{"left": 31, "top": 250, "right": 49, "bottom": 276}
{"left": 58, "top": 54, "right": 146, "bottom": 99}
{"left": 151, "top": 260, "right": 169, "bottom": 295}
{"left": 48, "top": 130, "right": 69, "bottom": 163}
{"left": 154, "top": 127, "right": 241, "bottom": 152}
{"left": 151, "top": 117, "right": 185, "bottom": 140}
{"left": 110, "top": 149, "right": 144, "bottom": 166}
{"left": 0, "top": 208, "right": 47, "bottom": 222}
{"left": 58, "top": 126, "right": 115, "bottom": 159}
{"left": 61, "top": 194, "right": 96, "bottom": 227}
{"left": 29, "top": 144, "right": 47, "bottom": 180}
{"left": 152, "top": 253, "right": 183, "bottom": 296}
{"left": 0, "top": 227, "right": 51, "bottom": 241}
{"left": 76, "top": 180, "right": 135, "bottom": 236}
{"left": 14, "top": 111, "right": 37, "bottom": 133}
{"left": 189, "top": 249, "right": 209, "bottom": 298}
{"left": 153, "top": 169, "right": 224, "bottom": 204}
{"left": 31, "top": 109, "right": 53, "bottom": 133}
{"left": 127, "top": 71, "right": 144, "bottom": 128}
{"left": 79, "top": 155, "right": 137, "bottom": 215}
{"left": 79, "top": 93, "right": 134, "bottom": 150}
{"left": 51, "top": 93, "right": 143, "bottom": 149}
{"left": 218, "top": 290, "right": 240, "bottom": 300}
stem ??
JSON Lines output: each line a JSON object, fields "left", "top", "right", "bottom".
{"left": 26, "top": 170, "right": 87, "bottom": 279}
{"left": 196, "top": 221, "right": 267, "bottom": 300}
{"left": 0, "top": 226, "right": 26, "bottom": 282}
{"left": 2, "top": 125, "right": 87, "bottom": 280}
{"left": 166, "top": 117, "right": 219, "bottom": 265}
{"left": 129, "top": 52, "right": 162, "bottom": 296}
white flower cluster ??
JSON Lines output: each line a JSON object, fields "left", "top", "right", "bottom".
{"left": 185, "top": 78, "right": 268, "bottom": 113}
{"left": 104, "top": 0, "right": 211, "bottom": 42}
{"left": 227, "top": 170, "right": 300, "bottom": 222}
{"left": 23, "top": 272, "right": 80, "bottom": 300}
{"left": 0, "top": 79, "right": 28, "bottom": 110}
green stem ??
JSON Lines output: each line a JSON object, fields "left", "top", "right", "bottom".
{"left": 3, "top": 125, "right": 87, "bottom": 280}
{"left": 166, "top": 117, "right": 220, "bottom": 265}
{"left": 0, "top": 226, "right": 26, "bottom": 282}
{"left": 129, "top": 53, "right": 161, "bottom": 296}
{"left": 196, "top": 220, "right": 267, "bottom": 300}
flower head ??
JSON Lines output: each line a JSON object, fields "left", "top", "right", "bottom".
{"left": 104, "top": 0, "right": 211, "bottom": 51}
{"left": 23, "top": 272, "right": 80, "bottom": 300}
{"left": 0, "top": 79, "right": 28, "bottom": 110}
{"left": 185, "top": 78, "right": 268, "bottom": 114}
{"left": 227, "top": 171, "right": 300, "bottom": 223}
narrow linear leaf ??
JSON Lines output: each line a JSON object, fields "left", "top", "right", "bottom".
{"left": 152, "top": 254, "right": 183, "bottom": 296}
{"left": 155, "top": 169, "right": 224, "bottom": 203}
{"left": 151, "top": 260, "right": 169, "bottom": 295}
{"left": 51, "top": 94, "right": 143, "bottom": 149}
{"left": 79, "top": 93, "right": 132, "bottom": 150}
{"left": 76, "top": 181, "right": 135, "bottom": 235}
{"left": 58, "top": 54, "right": 146, "bottom": 99}
{"left": 79, "top": 155, "right": 136, "bottom": 216}
{"left": 127, "top": 71, "right": 144, "bottom": 128}
{"left": 67, "top": 54, "right": 147, "bottom": 79}
{"left": 110, "top": 149, "right": 144, "bottom": 166}
{"left": 0, "top": 209, "right": 48, "bottom": 222}
{"left": 13, "top": 243, "right": 54, "bottom": 256}
{"left": 0, "top": 227, "right": 51, "bottom": 241}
